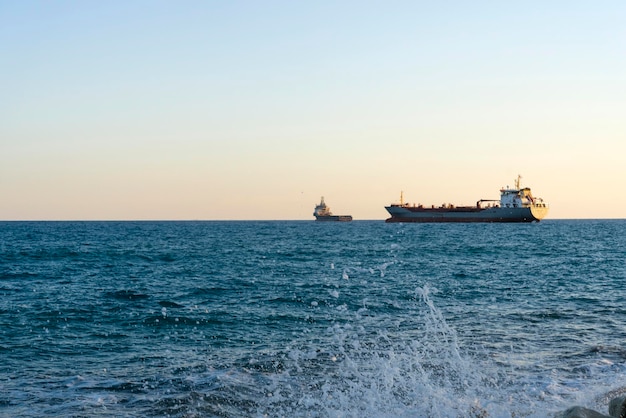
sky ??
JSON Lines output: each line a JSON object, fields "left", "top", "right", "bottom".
{"left": 1, "top": 1, "right": 625, "bottom": 220}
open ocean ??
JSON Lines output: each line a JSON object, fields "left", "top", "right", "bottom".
{"left": 1, "top": 220, "right": 625, "bottom": 417}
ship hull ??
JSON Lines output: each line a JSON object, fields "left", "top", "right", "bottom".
{"left": 385, "top": 206, "right": 547, "bottom": 223}
{"left": 315, "top": 215, "right": 353, "bottom": 222}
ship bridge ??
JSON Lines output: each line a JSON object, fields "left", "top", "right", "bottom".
{"left": 499, "top": 175, "right": 547, "bottom": 209}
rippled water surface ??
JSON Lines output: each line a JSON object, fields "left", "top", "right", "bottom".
{"left": 1, "top": 220, "right": 625, "bottom": 417}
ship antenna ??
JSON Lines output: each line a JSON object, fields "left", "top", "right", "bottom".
{"left": 400, "top": 191, "right": 404, "bottom": 206}
{"left": 515, "top": 175, "right": 521, "bottom": 190}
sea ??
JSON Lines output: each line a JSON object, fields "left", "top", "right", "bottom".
{"left": 1, "top": 220, "right": 625, "bottom": 417}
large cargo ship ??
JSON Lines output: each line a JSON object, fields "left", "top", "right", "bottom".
{"left": 385, "top": 176, "right": 548, "bottom": 223}
{"left": 314, "top": 197, "right": 352, "bottom": 222}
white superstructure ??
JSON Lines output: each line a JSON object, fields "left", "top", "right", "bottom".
{"left": 499, "top": 175, "right": 547, "bottom": 209}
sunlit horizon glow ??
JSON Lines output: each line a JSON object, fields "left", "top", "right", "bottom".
{"left": 1, "top": 1, "right": 625, "bottom": 220}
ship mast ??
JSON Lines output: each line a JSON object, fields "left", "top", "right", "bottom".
{"left": 515, "top": 175, "right": 522, "bottom": 190}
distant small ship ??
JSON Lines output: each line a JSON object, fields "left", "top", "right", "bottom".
{"left": 385, "top": 175, "right": 548, "bottom": 223}
{"left": 313, "top": 197, "right": 352, "bottom": 222}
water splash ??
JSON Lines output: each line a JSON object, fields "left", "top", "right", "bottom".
{"left": 257, "top": 285, "right": 515, "bottom": 417}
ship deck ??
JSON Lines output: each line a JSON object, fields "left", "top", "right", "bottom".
{"left": 393, "top": 206, "right": 487, "bottom": 213}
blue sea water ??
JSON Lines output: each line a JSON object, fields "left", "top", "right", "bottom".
{"left": 1, "top": 220, "right": 625, "bottom": 417}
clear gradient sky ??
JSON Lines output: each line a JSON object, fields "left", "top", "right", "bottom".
{"left": 1, "top": 1, "right": 625, "bottom": 220}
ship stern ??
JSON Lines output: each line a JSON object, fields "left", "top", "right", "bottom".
{"left": 530, "top": 205, "right": 549, "bottom": 221}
